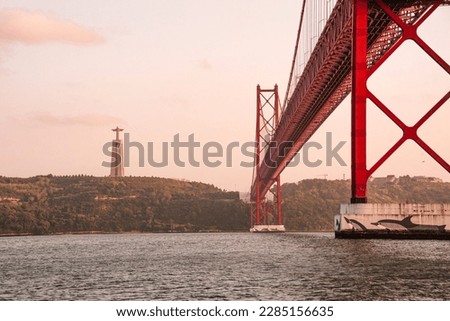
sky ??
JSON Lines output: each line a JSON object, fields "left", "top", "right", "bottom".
{"left": 0, "top": 0, "right": 449, "bottom": 192}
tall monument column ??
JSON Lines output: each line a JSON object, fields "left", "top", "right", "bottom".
{"left": 110, "top": 126, "right": 124, "bottom": 177}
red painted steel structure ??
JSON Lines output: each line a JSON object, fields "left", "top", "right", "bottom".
{"left": 251, "top": 0, "right": 449, "bottom": 227}
{"left": 352, "top": 0, "right": 450, "bottom": 202}
{"left": 251, "top": 85, "right": 283, "bottom": 227}
{"left": 351, "top": 0, "right": 369, "bottom": 203}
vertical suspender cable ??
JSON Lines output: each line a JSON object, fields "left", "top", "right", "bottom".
{"left": 282, "top": 0, "right": 308, "bottom": 112}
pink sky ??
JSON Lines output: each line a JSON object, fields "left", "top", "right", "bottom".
{"left": 0, "top": 1, "right": 448, "bottom": 191}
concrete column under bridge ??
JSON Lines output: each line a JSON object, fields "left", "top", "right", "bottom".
{"left": 335, "top": 204, "right": 450, "bottom": 240}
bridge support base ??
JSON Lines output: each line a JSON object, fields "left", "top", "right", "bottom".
{"left": 335, "top": 203, "right": 450, "bottom": 239}
{"left": 250, "top": 225, "right": 286, "bottom": 233}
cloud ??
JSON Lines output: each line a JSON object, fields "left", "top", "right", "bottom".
{"left": 0, "top": 8, "right": 104, "bottom": 45}
{"left": 198, "top": 58, "right": 212, "bottom": 70}
{"left": 30, "top": 112, "right": 125, "bottom": 127}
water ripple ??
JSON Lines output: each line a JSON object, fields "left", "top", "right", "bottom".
{"left": 0, "top": 233, "right": 448, "bottom": 300}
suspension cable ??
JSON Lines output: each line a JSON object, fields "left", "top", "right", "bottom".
{"left": 282, "top": 0, "right": 308, "bottom": 112}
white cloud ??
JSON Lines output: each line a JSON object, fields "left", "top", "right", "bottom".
{"left": 30, "top": 112, "right": 125, "bottom": 127}
{"left": 0, "top": 8, "right": 104, "bottom": 45}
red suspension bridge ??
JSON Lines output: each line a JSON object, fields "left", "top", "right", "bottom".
{"left": 250, "top": 0, "right": 450, "bottom": 234}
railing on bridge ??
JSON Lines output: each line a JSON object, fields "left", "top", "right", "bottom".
{"left": 250, "top": 0, "right": 449, "bottom": 233}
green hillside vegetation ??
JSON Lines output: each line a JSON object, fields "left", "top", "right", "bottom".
{"left": 0, "top": 175, "right": 449, "bottom": 235}
{"left": 282, "top": 176, "right": 450, "bottom": 231}
{"left": 0, "top": 175, "right": 247, "bottom": 235}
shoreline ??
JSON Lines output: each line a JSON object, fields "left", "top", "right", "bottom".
{"left": 0, "top": 229, "right": 334, "bottom": 238}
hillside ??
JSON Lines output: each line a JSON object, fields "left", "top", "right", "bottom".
{"left": 0, "top": 175, "right": 247, "bottom": 235}
{"left": 0, "top": 175, "right": 449, "bottom": 235}
{"left": 282, "top": 176, "right": 450, "bottom": 231}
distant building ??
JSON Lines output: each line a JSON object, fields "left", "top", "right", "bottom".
{"left": 413, "top": 176, "right": 443, "bottom": 183}
{"left": 110, "top": 126, "right": 124, "bottom": 177}
{"left": 0, "top": 196, "right": 20, "bottom": 203}
{"left": 239, "top": 192, "right": 251, "bottom": 203}
{"left": 370, "top": 175, "right": 398, "bottom": 185}
{"left": 369, "top": 175, "right": 443, "bottom": 185}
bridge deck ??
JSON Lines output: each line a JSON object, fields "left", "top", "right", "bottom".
{"left": 252, "top": 0, "right": 449, "bottom": 200}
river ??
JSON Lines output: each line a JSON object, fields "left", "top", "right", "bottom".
{"left": 0, "top": 233, "right": 448, "bottom": 300}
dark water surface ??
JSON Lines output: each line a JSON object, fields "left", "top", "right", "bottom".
{"left": 0, "top": 233, "right": 449, "bottom": 300}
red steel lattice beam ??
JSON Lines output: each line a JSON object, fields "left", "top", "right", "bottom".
{"left": 352, "top": 0, "right": 450, "bottom": 202}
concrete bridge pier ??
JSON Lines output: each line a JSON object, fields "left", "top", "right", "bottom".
{"left": 335, "top": 203, "right": 450, "bottom": 239}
